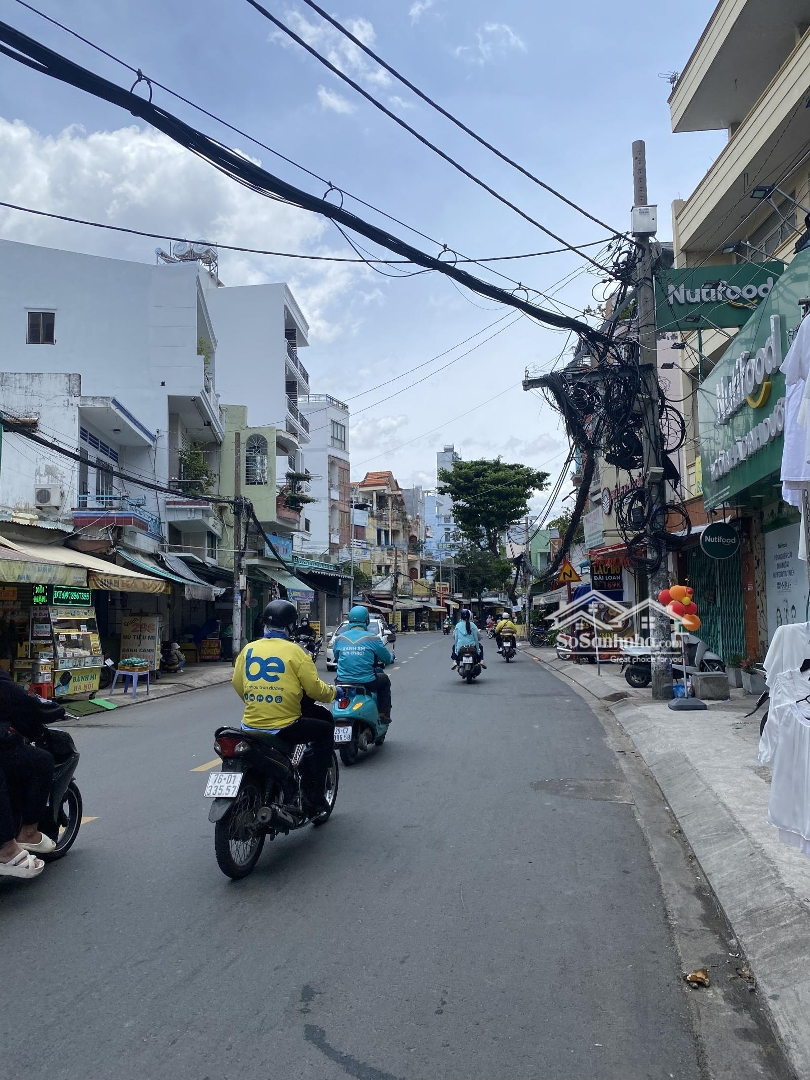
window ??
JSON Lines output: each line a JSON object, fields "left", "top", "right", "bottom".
{"left": 244, "top": 434, "right": 268, "bottom": 485}
{"left": 95, "top": 457, "right": 113, "bottom": 501}
{"left": 304, "top": 517, "right": 311, "bottom": 532}
{"left": 78, "top": 449, "right": 89, "bottom": 508}
{"left": 330, "top": 420, "right": 346, "bottom": 451}
{"left": 206, "top": 531, "right": 218, "bottom": 560}
{"left": 27, "top": 311, "right": 55, "bottom": 344}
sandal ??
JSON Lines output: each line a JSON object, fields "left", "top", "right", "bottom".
{"left": 0, "top": 850, "right": 45, "bottom": 879}
{"left": 20, "top": 833, "right": 56, "bottom": 855}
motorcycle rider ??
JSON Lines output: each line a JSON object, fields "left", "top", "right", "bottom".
{"left": 232, "top": 599, "right": 336, "bottom": 814}
{"left": 495, "top": 612, "right": 518, "bottom": 653}
{"left": 296, "top": 616, "right": 318, "bottom": 656}
{"left": 451, "top": 608, "right": 485, "bottom": 669}
{"left": 332, "top": 606, "right": 394, "bottom": 722}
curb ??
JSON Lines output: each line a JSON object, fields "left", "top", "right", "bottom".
{"left": 85, "top": 667, "right": 234, "bottom": 712}
{"left": 532, "top": 649, "right": 810, "bottom": 1079}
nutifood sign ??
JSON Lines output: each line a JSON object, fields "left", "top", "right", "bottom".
{"left": 655, "top": 262, "right": 783, "bottom": 332}
{"left": 698, "top": 247, "right": 810, "bottom": 511}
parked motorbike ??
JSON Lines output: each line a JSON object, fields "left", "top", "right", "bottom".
{"left": 529, "top": 626, "right": 550, "bottom": 647}
{"left": 26, "top": 700, "right": 83, "bottom": 859}
{"left": 620, "top": 645, "right": 653, "bottom": 688}
{"left": 501, "top": 632, "right": 517, "bottom": 662}
{"left": 332, "top": 678, "right": 390, "bottom": 766}
{"left": 457, "top": 643, "right": 482, "bottom": 683}
{"left": 620, "top": 634, "right": 724, "bottom": 689}
{"left": 206, "top": 726, "right": 339, "bottom": 879}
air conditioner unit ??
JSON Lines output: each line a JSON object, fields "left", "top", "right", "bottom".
{"left": 34, "top": 485, "right": 62, "bottom": 508}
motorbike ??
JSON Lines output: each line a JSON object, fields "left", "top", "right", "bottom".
{"left": 296, "top": 634, "right": 322, "bottom": 662}
{"left": 457, "top": 643, "right": 482, "bottom": 683}
{"left": 500, "top": 633, "right": 517, "bottom": 662}
{"left": 486, "top": 626, "right": 496, "bottom": 639}
{"left": 620, "top": 634, "right": 724, "bottom": 689}
{"left": 205, "top": 725, "right": 339, "bottom": 879}
{"left": 332, "top": 675, "right": 390, "bottom": 766}
{"left": 443, "top": 622, "right": 452, "bottom": 636}
{"left": 529, "top": 626, "right": 551, "bottom": 648}
{"left": 25, "top": 700, "right": 83, "bottom": 860}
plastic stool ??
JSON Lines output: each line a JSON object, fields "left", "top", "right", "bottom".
{"left": 111, "top": 669, "right": 150, "bottom": 699}
{"left": 29, "top": 681, "right": 53, "bottom": 699}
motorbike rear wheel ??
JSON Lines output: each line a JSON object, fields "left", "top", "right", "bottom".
{"left": 214, "top": 779, "right": 265, "bottom": 879}
{"left": 625, "top": 664, "right": 651, "bottom": 689}
{"left": 43, "top": 780, "right": 82, "bottom": 861}
{"left": 312, "top": 752, "right": 339, "bottom": 827}
{"left": 339, "top": 738, "right": 359, "bottom": 766}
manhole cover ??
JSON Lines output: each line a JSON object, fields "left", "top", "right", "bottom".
{"left": 531, "top": 778, "right": 634, "bottom": 803}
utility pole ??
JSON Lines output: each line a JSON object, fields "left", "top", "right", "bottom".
{"left": 632, "top": 140, "right": 672, "bottom": 700}
{"left": 524, "top": 516, "right": 531, "bottom": 638}
{"left": 232, "top": 432, "right": 243, "bottom": 664}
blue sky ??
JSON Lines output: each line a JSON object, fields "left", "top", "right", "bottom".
{"left": 0, "top": 0, "right": 724, "bottom": 512}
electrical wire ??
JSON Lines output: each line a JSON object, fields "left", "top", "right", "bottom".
{"left": 0, "top": 18, "right": 608, "bottom": 342}
{"left": 243, "top": 0, "right": 616, "bottom": 276}
{"left": 295, "top": 0, "right": 629, "bottom": 245}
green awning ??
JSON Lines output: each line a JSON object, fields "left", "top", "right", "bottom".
{"left": 257, "top": 566, "right": 315, "bottom": 603}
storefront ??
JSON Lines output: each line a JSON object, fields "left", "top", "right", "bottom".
{"left": 696, "top": 246, "right": 810, "bottom": 659}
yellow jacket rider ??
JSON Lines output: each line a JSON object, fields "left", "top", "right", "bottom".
{"left": 494, "top": 614, "right": 518, "bottom": 652}
{"left": 232, "top": 599, "right": 336, "bottom": 813}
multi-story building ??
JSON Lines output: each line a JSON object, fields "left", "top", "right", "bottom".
{"left": 401, "top": 485, "right": 426, "bottom": 580}
{"left": 667, "top": 0, "right": 810, "bottom": 658}
{"left": 425, "top": 444, "right": 462, "bottom": 565}
{"left": 298, "top": 394, "right": 351, "bottom": 561}
{"left": 355, "top": 471, "right": 410, "bottom": 584}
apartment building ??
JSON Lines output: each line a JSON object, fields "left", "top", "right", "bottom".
{"left": 298, "top": 394, "right": 351, "bottom": 561}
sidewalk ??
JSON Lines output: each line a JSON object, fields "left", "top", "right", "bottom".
{"left": 86, "top": 661, "right": 233, "bottom": 711}
{"left": 531, "top": 648, "right": 810, "bottom": 1078}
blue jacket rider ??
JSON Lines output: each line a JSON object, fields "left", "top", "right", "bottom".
{"left": 333, "top": 606, "right": 394, "bottom": 720}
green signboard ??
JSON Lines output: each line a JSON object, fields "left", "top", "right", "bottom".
{"left": 656, "top": 261, "right": 783, "bottom": 332}
{"left": 51, "top": 585, "right": 92, "bottom": 606}
{"left": 32, "top": 584, "right": 49, "bottom": 605}
{"left": 698, "top": 247, "right": 810, "bottom": 511}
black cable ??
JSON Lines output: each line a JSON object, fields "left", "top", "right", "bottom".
{"left": 243, "top": 0, "right": 615, "bottom": 276}
{"left": 0, "top": 19, "right": 608, "bottom": 342}
{"left": 296, "top": 0, "right": 629, "bottom": 244}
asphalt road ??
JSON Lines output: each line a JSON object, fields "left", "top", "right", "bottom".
{"left": 1, "top": 633, "right": 702, "bottom": 1080}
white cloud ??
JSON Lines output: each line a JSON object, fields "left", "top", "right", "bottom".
{"left": 409, "top": 0, "right": 433, "bottom": 23}
{"left": 454, "top": 22, "right": 527, "bottom": 65}
{"left": 0, "top": 117, "right": 376, "bottom": 343}
{"left": 270, "top": 9, "right": 391, "bottom": 102}
{"left": 317, "top": 86, "right": 356, "bottom": 114}
{"left": 350, "top": 412, "right": 410, "bottom": 464}
{"left": 388, "top": 95, "right": 415, "bottom": 111}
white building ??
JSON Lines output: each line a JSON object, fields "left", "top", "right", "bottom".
{"left": 298, "top": 394, "right": 350, "bottom": 560}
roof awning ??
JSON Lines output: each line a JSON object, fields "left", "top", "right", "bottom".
{"left": 161, "top": 552, "right": 225, "bottom": 599}
{"left": 116, "top": 549, "right": 215, "bottom": 600}
{"left": 260, "top": 566, "right": 315, "bottom": 603}
{"left": 0, "top": 543, "right": 87, "bottom": 587}
{"left": 0, "top": 536, "right": 169, "bottom": 593}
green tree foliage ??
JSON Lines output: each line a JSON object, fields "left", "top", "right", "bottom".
{"left": 455, "top": 545, "right": 513, "bottom": 600}
{"left": 438, "top": 458, "right": 549, "bottom": 555}
{"left": 548, "top": 509, "right": 585, "bottom": 545}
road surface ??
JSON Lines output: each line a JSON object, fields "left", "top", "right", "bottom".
{"left": 2, "top": 633, "right": 706, "bottom": 1079}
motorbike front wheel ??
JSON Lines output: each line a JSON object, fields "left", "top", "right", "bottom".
{"left": 625, "top": 664, "right": 651, "bottom": 689}
{"left": 703, "top": 660, "right": 725, "bottom": 673}
{"left": 313, "top": 752, "right": 339, "bottom": 827}
{"left": 43, "top": 780, "right": 82, "bottom": 861}
{"left": 214, "top": 779, "right": 265, "bottom": 879}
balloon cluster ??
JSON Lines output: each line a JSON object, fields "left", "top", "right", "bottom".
{"left": 658, "top": 584, "right": 701, "bottom": 632}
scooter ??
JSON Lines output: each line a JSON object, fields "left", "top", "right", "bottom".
{"left": 26, "top": 700, "right": 83, "bottom": 860}
{"left": 501, "top": 633, "right": 517, "bottom": 662}
{"left": 620, "top": 634, "right": 724, "bottom": 689}
{"left": 457, "top": 643, "right": 482, "bottom": 683}
{"left": 332, "top": 667, "right": 390, "bottom": 766}
{"left": 443, "top": 622, "right": 452, "bottom": 636}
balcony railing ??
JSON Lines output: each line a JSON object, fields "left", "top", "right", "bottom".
{"left": 286, "top": 397, "right": 310, "bottom": 434}
{"left": 74, "top": 495, "right": 163, "bottom": 540}
{"left": 303, "top": 393, "right": 348, "bottom": 412}
{"left": 286, "top": 340, "right": 310, "bottom": 387}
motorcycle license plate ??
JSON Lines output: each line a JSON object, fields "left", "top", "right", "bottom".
{"left": 462, "top": 656, "right": 473, "bottom": 665}
{"left": 334, "top": 724, "right": 353, "bottom": 743}
{"left": 204, "top": 771, "right": 243, "bottom": 798}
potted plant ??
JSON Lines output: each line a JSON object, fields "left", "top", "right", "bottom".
{"left": 725, "top": 653, "right": 744, "bottom": 688}
{"left": 741, "top": 656, "right": 766, "bottom": 696}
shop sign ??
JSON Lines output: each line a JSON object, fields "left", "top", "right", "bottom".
{"left": 655, "top": 262, "right": 783, "bottom": 332}
{"left": 120, "top": 614, "right": 160, "bottom": 669}
{"left": 32, "top": 584, "right": 49, "bottom": 605}
{"left": 584, "top": 507, "right": 604, "bottom": 551}
{"left": 53, "top": 666, "right": 101, "bottom": 697}
{"left": 264, "top": 533, "right": 293, "bottom": 559}
{"left": 698, "top": 246, "right": 810, "bottom": 511}
{"left": 0, "top": 586, "right": 17, "bottom": 601}
{"left": 700, "top": 522, "right": 741, "bottom": 559}
{"left": 765, "top": 525, "right": 808, "bottom": 640}
{"left": 52, "top": 585, "right": 92, "bottom": 606}
{"left": 591, "top": 560, "right": 623, "bottom": 592}
{"left": 435, "top": 582, "right": 449, "bottom": 598}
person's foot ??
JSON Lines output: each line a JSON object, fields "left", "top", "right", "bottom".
{"left": 379, "top": 713, "right": 391, "bottom": 724}
{"left": 451, "top": 662, "right": 457, "bottom": 669}
{"left": 480, "top": 662, "right": 487, "bottom": 669}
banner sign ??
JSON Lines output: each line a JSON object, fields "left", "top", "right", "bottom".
{"left": 655, "top": 261, "right": 783, "bottom": 332}
{"left": 590, "top": 560, "right": 623, "bottom": 592}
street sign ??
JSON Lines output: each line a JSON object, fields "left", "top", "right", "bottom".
{"left": 557, "top": 559, "right": 582, "bottom": 584}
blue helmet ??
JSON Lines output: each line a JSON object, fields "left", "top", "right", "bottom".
{"left": 349, "top": 605, "right": 370, "bottom": 626}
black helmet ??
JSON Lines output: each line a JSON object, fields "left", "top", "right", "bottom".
{"left": 263, "top": 599, "right": 298, "bottom": 630}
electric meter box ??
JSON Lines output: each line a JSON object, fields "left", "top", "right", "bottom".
{"left": 631, "top": 205, "right": 658, "bottom": 235}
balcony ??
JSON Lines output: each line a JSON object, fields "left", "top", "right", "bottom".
{"left": 168, "top": 385, "right": 224, "bottom": 443}
{"left": 276, "top": 494, "right": 301, "bottom": 527}
{"left": 303, "top": 393, "right": 348, "bottom": 413}
{"left": 286, "top": 340, "right": 310, "bottom": 390}
{"left": 164, "top": 499, "right": 224, "bottom": 537}
{"left": 286, "top": 397, "right": 310, "bottom": 443}
{"left": 73, "top": 495, "right": 163, "bottom": 541}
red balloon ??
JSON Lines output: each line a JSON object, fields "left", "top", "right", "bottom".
{"left": 683, "top": 602, "right": 698, "bottom": 616}
{"left": 670, "top": 601, "right": 686, "bottom": 617}
{"left": 658, "top": 589, "right": 672, "bottom": 606}
{"left": 685, "top": 587, "right": 694, "bottom": 597}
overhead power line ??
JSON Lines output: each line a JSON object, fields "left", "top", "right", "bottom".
{"left": 0, "top": 19, "right": 608, "bottom": 343}
{"left": 296, "top": 0, "right": 628, "bottom": 244}
{"left": 243, "top": 0, "right": 614, "bottom": 276}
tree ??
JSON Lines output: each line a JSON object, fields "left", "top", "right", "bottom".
{"left": 438, "top": 458, "right": 549, "bottom": 555}
{"left": 548, "top": 509, "right": 585, "bottom": 545}
{"left": 455, "top": 545, "right": 513, "bottom": 601}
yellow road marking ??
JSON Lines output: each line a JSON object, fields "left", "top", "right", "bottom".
{"left": 80, "top": 816, "right": 98, "bottom": 825}
{"left": 191, "top": 758, "right": 221, "bottom": 772}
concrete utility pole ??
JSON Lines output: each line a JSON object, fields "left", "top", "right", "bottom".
{"left": 232, "top": 432, "right": 243, "bottom": 664}
{"left": 632, "top": 140, "right": 672, "bottom": 699}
